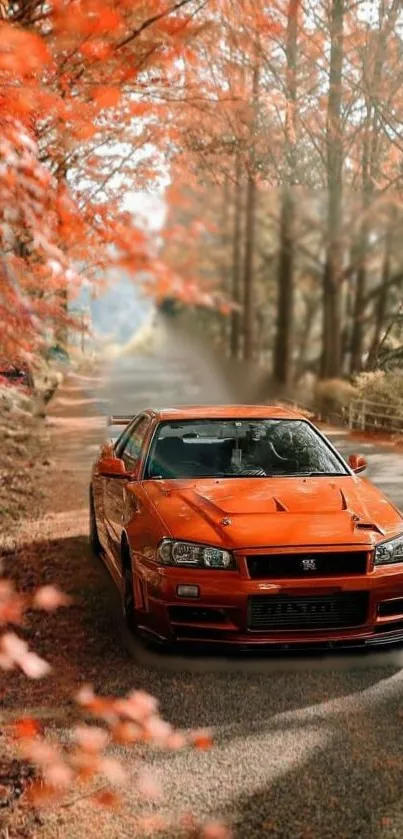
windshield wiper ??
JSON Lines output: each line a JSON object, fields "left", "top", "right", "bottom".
{"left": 277, "top": 471, "right": 343, "bottom": 477}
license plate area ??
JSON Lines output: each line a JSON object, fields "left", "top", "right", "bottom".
{"left": 248, "top": 592, "right": 368, "bottom": 631}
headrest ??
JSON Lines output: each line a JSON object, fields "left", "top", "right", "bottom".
{"left": 155, "top": 436, "right": 185, "bottom": 456}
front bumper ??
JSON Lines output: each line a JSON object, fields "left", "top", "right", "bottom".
{"left": 137, "top": 553, "right": 403, "bottom": 650}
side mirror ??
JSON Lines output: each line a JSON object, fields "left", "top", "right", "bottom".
{"left": 98, "top": 457, "right": 128, "bottom": 479}
{"left": 100, "top": 439, "right": 115, "bottom": 457}
{"left": 348, "top": 454, "right": 367, "bottom": 474}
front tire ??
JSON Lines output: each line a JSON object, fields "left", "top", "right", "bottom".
{"left": 89, "top": 488, "right": 102, "bottom": 556}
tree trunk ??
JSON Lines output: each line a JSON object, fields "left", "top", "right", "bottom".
{"left": 242, "top": 171, "right": 256, "bottom": 361}
{"left": 230, "top": 152, "right": 242, "bottom": 359}
{"left": 294, "top": 295, "right": 319, "bottom": 382}
{"left": 274, "top": 190, "right": 295, "bottom": 383}
{"left": 273, "top": 0, "right": 300, "bottom": 386}
{"left": 349, "top": 1, "right": 399, "bottom": 374}
{"left": 350, "top": 130, "right": 370, "bottom": 375}
{"left": 242, "top": 63, "right": 259, "bottom": 362}
{"left": 321, "top": 0, "right": 344, "bottom": 379}
{"left": 342, "top": 246, "right": 355, "bottom": 364}
{"left": 367, "top": 225, "right": 393, "bottom": 369}
{"left": 219, "top": 176, "right": 230, "bottom": 349}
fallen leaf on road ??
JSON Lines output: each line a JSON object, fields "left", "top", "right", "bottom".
{"left": 192, "top": 729, "right": 213, "bottom": 750}
{"left": 201, "top": 822, "right": 232, "bottom": 839}
{"left": 93, "top": 789, "right": 121, "bottom": 808}
{"left": 137, "top": 768, "right": 162, "bottom": 800}
{"left": 380, "top": 816, "right": 393, "bottom": 827}
{"left": 12, "top": 717, "right": 42, "bottom": 739}
{"left": 33, "top": 585, "right": 72, "bottom": 611}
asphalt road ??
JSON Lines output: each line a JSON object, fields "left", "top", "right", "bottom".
{"left": 85, "top": 322, "right": 403, "bottom": 839}
{"left": 95, "top": 314, "right": 234, "bottom": 431}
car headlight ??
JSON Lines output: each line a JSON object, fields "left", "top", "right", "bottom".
{"left": 158, "top": 539, "right": 234, "bottom": 569}
{"left": 375, "top": 534, "right": 403, "bottom": 566}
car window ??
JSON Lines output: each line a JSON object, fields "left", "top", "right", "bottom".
{"left": 114, "top": 418, "right": 138, "bottom": 458}
{"left": 121, "top": 416, "right": 150, "bottom": 469}
{"left": 144, "top": 418, "right": 347, "bottom": 479}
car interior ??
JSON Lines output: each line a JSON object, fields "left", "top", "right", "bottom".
{"left": 148, "top": 436, "right": 235, "bottom": 478}
{"left": 144, "top": 419, "right": 346, "bottom": 480}
{"left": 146, "top": 432, "right": 308, "bottom": 478}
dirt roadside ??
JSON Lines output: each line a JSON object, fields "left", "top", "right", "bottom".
{"left": 0, "top": 373, "right": 158, "bottom": 838}
{"left": 1, "top": 372, "right": 141, "bottom": 716}
{"left": 1, "top": 374, "right": 243, "bottom": 839}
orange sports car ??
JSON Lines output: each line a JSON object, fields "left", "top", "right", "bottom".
{"left": 89, "top": 405, "right": 403, "bottom": 651}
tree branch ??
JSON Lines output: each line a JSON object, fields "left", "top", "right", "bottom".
{"left": 117, "top": 0, "right": 204, "bottom": 50}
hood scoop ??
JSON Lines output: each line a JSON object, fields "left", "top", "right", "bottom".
{"left": 273, "top": 496, "right": 288, "bottom": 512}
{"left": 354, "top": 520, "right": 385, "bottom": 535}
{"left": 340, "top": 488, "right": 384, "bottom": 535}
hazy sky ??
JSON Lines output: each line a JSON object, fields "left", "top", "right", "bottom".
{"left": 123, "top": 190, "right": 166, "bottom": 230}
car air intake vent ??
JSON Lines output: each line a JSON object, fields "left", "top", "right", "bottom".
{"left": 248, "top": 592, "right": 368, "bottom": 631}
{"left": 168, "top": 606, "right": 227, "bottom": 624}
{"left": 378, "top": 599, "right": 403, "bottom": 618}
{"left": 355, "top": 522, "right": 384, "bottom": 534}
{"left": 246, "top": 551, "right": 368, "bottom": 579}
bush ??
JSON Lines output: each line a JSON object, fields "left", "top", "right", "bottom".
{"left": 31, "top": 358, "right": 63, "bottom": 415}
{"left": 314, "top": 378, "right": 357, "bottom": 419}
{"left": 354, "top": 370, "right": 403, "bottom": 409}
{"left": 353, "top": 371, "right": 403, "bottom": 430}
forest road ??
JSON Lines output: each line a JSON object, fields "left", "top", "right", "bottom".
{"left": 9, "top": 332, "right": 403, "bottom": 839}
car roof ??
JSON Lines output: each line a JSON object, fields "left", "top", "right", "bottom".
{"left": 146, "top": 404, "right": 306, "bottom": 421}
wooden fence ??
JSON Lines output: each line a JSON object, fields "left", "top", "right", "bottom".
{"left": 348, "top": 398, "right": 403, "bottom": 434}
{"left": 276, "top": 395, "right": 403, "bottom": 436}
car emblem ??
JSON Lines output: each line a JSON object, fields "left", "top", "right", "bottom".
{"left": 301, "top": 558, "right": 317, "bottom": 571}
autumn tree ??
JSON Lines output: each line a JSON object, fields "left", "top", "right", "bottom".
{"left": 320, "top": 0, "right": 344, "bottom": 379}
{"left": 133, "top": 0, "right": 403, "bottom": 390}
{"left": 272, "top": 0, "right": 300, "bottom": 386}
{"left": 349, "top": 0, "right": 402, "bottom": 373}
{"left": 0, "top": 0, "right": 220, "bottom": 360}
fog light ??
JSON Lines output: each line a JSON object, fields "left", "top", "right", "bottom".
{"left": 177, "top": 585, "right": 199, "bottom": 598}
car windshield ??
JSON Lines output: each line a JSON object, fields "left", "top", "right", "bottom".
{"left": 145, "top": 419, "right": 347, "bottom": 480}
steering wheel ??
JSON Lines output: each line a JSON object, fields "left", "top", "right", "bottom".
{"left": 268, "top": 441, "right": 290, "bottom": 462}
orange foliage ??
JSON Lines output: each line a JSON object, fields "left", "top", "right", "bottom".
{"left": 0, "top": 0, "right": 225, "bottom": 359}
{"left": 12, "top": 718, "right": 43, "bottom": 740}
{"left": 93, "top": 86, "right": 121, "bottom": 109}
{"left": 192, "top": 729, "right": 214, "bottom": 750}
{"left": 1, "top": 581, "right": 228, "bottom": 833}
{"left": 0, "top": 24, "right": 52, "bottom": 73}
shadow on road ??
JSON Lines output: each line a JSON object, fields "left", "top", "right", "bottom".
{"left": 227, "top": 675, "right": 403, "bottom": 838}
{"left": 5, "top": 485, "right": 403, "bottom": 837}
{"left": 3, "top": 530, "right": 402, "bottom": 730}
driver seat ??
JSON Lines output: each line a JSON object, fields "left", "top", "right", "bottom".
{"left": 150, "top": 437, "right": 186, "bottom": 478}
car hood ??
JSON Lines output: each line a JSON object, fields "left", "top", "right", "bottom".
{"left": 143, "top": 476, "right": 403, "bottom": 549}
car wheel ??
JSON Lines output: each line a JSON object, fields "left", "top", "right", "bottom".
{"left": 89, "top": 488, "right": 102, "bottom": 556}
{"left": 122, "top": 551, "right": 137, "bottom": 634}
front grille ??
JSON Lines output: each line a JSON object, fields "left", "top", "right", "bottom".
{"left": 246, "top": 551, "right": 368, "bottom": 579}
{"left": 248, "top": 593, "right": 368, "bottom": 631}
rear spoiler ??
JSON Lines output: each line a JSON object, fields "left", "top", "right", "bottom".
{"left": 107, "top": 415, "right": 134, "bottom": 427}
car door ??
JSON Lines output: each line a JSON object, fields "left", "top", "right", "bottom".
{"left": 92, "top": 416, "right": 135, "bottom": 552}
{"left": 103, "top": 415, "right": 152, "bottom": 560}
